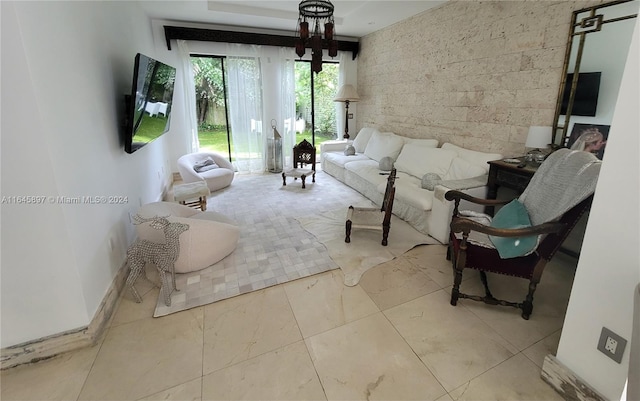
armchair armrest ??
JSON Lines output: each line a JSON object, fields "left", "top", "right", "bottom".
{"left": 445, "top": 190, "right": 510, "bottom": 207}
{"left": 430, "top": 175, "right": 490, "bottom": 244}
{"left": 450, "top": 217, "right": 565, "bottom": 237}
{"left": 320, "top": 140, "right": 351, "bottom": 154}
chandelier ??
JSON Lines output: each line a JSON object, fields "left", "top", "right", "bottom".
{"left": 295, "top": 0, "right": 338, "bottom": 73}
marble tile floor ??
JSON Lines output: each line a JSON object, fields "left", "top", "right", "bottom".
{"left": 1, "top": 171, "right": 577, "bottom": 401}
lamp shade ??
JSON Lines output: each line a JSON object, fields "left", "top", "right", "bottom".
{"left": 334, "top": 84, "right": 360, "bottom": 102}
{"left": 525, "top": 126, "right": 552, "bottom": 148}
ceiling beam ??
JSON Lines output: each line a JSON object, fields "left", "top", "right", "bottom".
{"left": 163, "top": 25, "right": 359, "bottom": 60}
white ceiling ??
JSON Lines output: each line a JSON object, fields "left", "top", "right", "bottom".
{"left": 139, "top": 1, "right": 447, "bottom": 38}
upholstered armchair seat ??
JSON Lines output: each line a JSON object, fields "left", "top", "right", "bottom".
{"left": 177, "top": 152, "right": 235, "bottom": 192}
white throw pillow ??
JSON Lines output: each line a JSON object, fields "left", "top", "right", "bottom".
{"left": 363, "top": 132, "right": 405, "bottom": 162}
{"left": 394, "top": 146, "right": 457, "bottom": 179}
{"left": 352, "top": 127, "right": 379, "bottom": 153}
{"left": 444, "top": 157, "right": 488, "bottom": 180}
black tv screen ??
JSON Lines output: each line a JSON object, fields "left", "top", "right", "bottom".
{"left": 560, "top": 72, "right": 601, "bottom": 117}
{"left": 125, "top": 53, "right": 176, "bottom": 154}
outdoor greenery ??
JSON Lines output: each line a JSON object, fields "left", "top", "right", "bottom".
{"left": 192, "top": 57, "right": 339, "bottom": 157}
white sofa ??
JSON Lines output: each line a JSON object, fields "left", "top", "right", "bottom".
{"left": 135, "top": 201, "right": 240, "bottom": 273}
{"left": 321, "top": 128, "right": 502, "bottom": 243}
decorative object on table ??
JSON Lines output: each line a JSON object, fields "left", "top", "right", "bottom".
{"left": 334, "top": 84, "right": 360, "bottom": 139}
{"left": 177, "top": 151, "right": 235, "bottom": 192}
{"left": 567, "top": 123, "right": 610, "bottom": 160}
{"left": 282, "top": 139, "right": 316, "bottom": 188}
{"left": 344, "top": 144, "right": 356, "bottom": 156}
{"left": 294, "top": 0, "right": 338, "bottom": 73}
{"left": 126, "top": 215, "right": 190, "bottom": 307}
{"left": 173, "top": 181, "right": 210, "bottom": 211}
{"left": 524, "top": 126, "right": 552, "bottom": 165}
{"left": 421, "top": 173, "right": 442, "bottom": 191}
{"left": 267, "top": 119, "right": 283, "bottom": 173}
{"left": 446, "top": 149, "right": 601, "bottom": 319}
{"left": 378, "top": 156, "right": 394, "bottom": 172}
{"left": 345, "top": 168, "right": 397, "bottom": 246}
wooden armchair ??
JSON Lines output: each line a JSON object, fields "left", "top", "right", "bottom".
{"left": 345, "top": 168, "right": 397, "bottom": 246}
{"left": 445, "top": 149, "right": 601, "bottom": 319}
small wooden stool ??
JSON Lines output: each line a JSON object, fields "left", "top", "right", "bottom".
{"left": 173, "top": 181, "right": 210, "bottom": 211}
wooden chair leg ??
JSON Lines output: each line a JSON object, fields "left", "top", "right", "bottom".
{"left": 521, "top": 281, "right": 538, "bottom": 320}
{"left": 301, "top": 174, "right": 306, "bottom": 189}
{"left": 282, "top": 172, "right": 287, "bottom": 186}
{"left": 382, "top": 222, "right": 390, "bottom": 246}
{"left": 345, "top": 220, "right": 351, "bottom": 243}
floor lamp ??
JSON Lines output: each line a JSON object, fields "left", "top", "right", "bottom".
{"left": 334, "top": 85, "right": 360, "bottom": 139}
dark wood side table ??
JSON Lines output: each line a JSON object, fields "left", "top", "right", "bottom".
{"left": 486, "top": 158, "right": 538, "bottom": 215}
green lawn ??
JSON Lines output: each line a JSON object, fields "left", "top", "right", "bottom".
{"left": 197, "top": 127, "right": 335, "bottom": 156}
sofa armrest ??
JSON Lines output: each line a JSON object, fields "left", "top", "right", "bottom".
{"left": 321, "top": 140, "right": 351, "bottom": 154}
{"left": 430, "top": 175, "right": 489, "bottom": 244}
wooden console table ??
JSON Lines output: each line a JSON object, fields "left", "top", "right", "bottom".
{"left": 486, "top": 158, "right": 538, "bottom": 215}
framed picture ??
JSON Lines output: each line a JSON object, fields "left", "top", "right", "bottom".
{"left": 566, "top": 123, "right": 610, "bottom": 160}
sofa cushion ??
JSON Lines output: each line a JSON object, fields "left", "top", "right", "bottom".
{"left": 441, "top": 143, "right": 502, "bottom": 174}
{"left": 323, "top": 152, "right": 371, "bottom": 168}
{"left": 364, "top": 131, "right": 405, "bottom": 162}
{"left": 403, "top": 138, "right": 439, "bottom": 148}
{"left": 395, "top": 146, "right": 457, "bottom": 179}
{"left": 390, "top": 172, "right": 435, "bottom": 211}
{"left": 352, "top": 127, "right": 379, "bottom": 153}
{"left": 444, "top": 157, "right": 487, "bottom": 180}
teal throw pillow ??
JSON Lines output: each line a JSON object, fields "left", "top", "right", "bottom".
{"left": 489, "top": 199, "right": 537, "bottom": 259}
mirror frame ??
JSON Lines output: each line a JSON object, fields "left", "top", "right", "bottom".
{"left": 552, "top": 0, "right": 637, "bottom": 146}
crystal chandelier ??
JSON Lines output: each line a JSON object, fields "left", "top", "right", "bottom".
{"left": 295, "top": 0, "right": 338, "bottom": 73}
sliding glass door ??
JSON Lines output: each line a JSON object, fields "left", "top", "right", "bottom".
{"left": 295, "top": 61, "right": 339, "bottom": 156}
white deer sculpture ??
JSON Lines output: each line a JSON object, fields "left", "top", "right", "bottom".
{"left": 125, "top": 215, "right": 189, "bottom": 306}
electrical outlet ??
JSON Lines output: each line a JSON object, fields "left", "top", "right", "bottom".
{"left": 597, "top": 326, "right": 627, "bottom": 363}
{"left": 348, "top": 113, "right": 354, "bottom": 119}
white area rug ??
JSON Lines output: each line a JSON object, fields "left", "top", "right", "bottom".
{"left": 152, "top": 172, "right": 438, "bottom": 317}
{"left": 297, "top": 208, "right": 439, "bottom": 286}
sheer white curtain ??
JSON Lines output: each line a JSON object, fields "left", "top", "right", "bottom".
{"left": 226, "top": 44, "right": 264, "bottom": 173}
{"left": 177, "top": 40, "right": 200, "bottom": 152}
{"left": 277, "top": 47, "right": 297, "bottom": 169}
{"left": 335, "top": 51, "right": 349, "bottom": 140}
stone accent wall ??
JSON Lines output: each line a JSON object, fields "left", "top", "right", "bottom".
{"left": 357, "top": 0, "right": 600, "bottom": 156}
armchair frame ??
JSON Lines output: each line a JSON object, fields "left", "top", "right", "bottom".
{"left": 445, "top": 190, "right": 593, "bottom": 319}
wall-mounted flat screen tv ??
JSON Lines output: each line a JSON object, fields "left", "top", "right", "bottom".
{"left": 124, "top": 53, "right": 176, "bottom": 154}
{"left": 560, "top": 72, "right": 601, "bottom": 117}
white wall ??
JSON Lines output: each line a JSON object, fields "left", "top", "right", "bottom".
{"left": 1, "top": 1, "right": 175, "bottom": 347}
{"left": 556, "top": 16, "right": 639, "bottom": 401}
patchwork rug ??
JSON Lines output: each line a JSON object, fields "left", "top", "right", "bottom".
{"left": 153, "top": 171, "right": 437, "bottom": 317}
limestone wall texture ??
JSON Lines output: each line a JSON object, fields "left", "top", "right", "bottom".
{"left": 356, "top": 0, "right": 601, "bottom": 156}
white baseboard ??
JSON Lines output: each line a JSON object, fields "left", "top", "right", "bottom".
{"left": 541, "top": 354, "right": 607, "bottom": 401}
{"left": 0, "top": 262, "right": 128, "bottom": 370}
